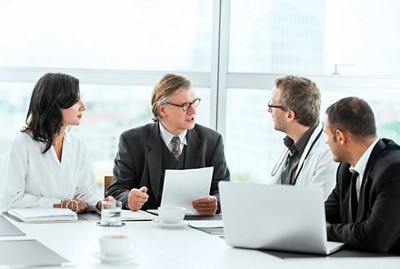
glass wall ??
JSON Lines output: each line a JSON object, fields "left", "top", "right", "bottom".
{"left": 229, "top": 0, "right": 400, "bottom": 75}
{"left": 1, "top": 0, "right": 400, "bottom": 185}
{"left": 0, "top": 0, "right": 214, "bottom": 71}
{"left": 0, "top": 0, "right": 214, "bottom": 185}
{"left": 224, "top": 0, "right": 400, "bottom": 181}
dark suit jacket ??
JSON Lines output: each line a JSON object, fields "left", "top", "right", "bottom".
{"left": 325, "top": 138, "right": 400, "bottom": 254}
{"left": 107, "top": 123, "right": 230, "bottom": 212}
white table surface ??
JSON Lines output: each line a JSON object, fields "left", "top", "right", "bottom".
{"left": 2, "top": 217, "right": 400, "bottom": 269}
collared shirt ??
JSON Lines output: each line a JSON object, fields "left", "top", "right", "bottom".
{"left": 280, "top": 124, "right": 318, "bottom": 185}
{"left": 349, "top": 138, "right": 379, "bottom": 200}
{"left": 159, "top": 122, "right": 187, "bottom": 154}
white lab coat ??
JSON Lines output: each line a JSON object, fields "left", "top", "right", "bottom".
{"left": 270, "top": 121, "right": 337, "bottom": 199}
{"left": 0, "top": 132, "right": 101, "bottom": 211}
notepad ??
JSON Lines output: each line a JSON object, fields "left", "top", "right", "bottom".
{"left": 8, "top": 208, "right": 77, "bottom": 222}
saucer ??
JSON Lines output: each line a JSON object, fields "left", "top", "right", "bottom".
{"left": 92, "top": 251, "right": 137, "bottom": 263}
{"left": 96, "top": 222, "right": 125, "bottom": 227}
{"left": 152, "top": 219, "right": 188, "bottom": 228}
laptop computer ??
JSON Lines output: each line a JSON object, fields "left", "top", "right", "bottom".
{"left": 219, "top": 182, "right": 344, "bottom": 255}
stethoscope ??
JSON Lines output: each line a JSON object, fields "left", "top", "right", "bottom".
{"left": 270, "top": 124, "right": 324, "bottom": 185}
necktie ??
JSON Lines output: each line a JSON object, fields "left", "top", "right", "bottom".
{"left": 349, "top": 171, "right": 359, "bottom": 222}
{"left": 171, "top": 136, "right": 181, "bottom": 161}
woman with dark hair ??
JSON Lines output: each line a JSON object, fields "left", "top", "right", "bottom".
{"left": 0, "top": 73, "right": 111, "bottom": 212}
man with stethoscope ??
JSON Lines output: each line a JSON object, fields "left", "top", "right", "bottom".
{"left": 268, "top": 75, "right": 337, "bottom": 199}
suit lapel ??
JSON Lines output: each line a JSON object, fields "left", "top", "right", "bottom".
{"left": 145, "top": 124, "right": 163, "bottom": 199}
{"left": 184, "top": 128, "right": 202, "bottom": 168}
{"left": 356, "top": 139, "right": 385, "bottom": 222}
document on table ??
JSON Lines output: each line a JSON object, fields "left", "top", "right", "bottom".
{"left": 161, "top": 167, "right": 214, "bottom": 214}
{"left": 121, "top": 210, "right": 156, "bottom": 221}
{"left": 188, "top": 220, "right": 224, "bottom": 235}
{"left": 188, "top": 220, "right": 224, "bottom": 228}
{"left": 7, "top": 208, "right": 77, "bottom": 222}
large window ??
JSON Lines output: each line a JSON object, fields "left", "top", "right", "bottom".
{"left": 225, "top": 0, "right": 400, "bottom": 181}
{"left": 1, "top": 0, "right": 400, "bottom": 185}
{"left": 0, "top": 0, "right": 214, "bottom": 184}
{"left": 0, "top": 0, "right": 214, "bottom": 71}
{"left": 229, "top": 0, "right": 400, "bottom": 76}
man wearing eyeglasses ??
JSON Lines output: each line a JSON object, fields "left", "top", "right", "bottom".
{"left": 268, "top": 75, "right": 337, "bottom": 199}
{"left": 107, "top": 73, "right": 230, "bottom": 215}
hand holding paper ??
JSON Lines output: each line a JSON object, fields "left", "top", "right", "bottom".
{"left": 161, "top": 167, "right": 214, "bottom": 215}
{"left": 192, "top": 196, "right": 218, "bottom": 215}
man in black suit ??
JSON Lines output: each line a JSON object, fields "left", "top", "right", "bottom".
{"left": 324, "top": 96, "right": 400, "bottom": 254}
{"left": 107, "top": 73, "right": 230, "bottom": 215}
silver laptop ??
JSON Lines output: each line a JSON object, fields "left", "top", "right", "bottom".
{"left": 219, "top": 182, "right": 344, "bottom": 255}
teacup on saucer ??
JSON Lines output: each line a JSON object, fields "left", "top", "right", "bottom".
{"left": 153, "top": 219, "right": 188, "bottom": 228}
{"left": 99, "top": 235, "right": 136, "bottom": 257}
{"left": 158, "top": 206, "right": 186, "bottom": 224}
{"left": 93, "top": 251, "right": 137, "bottom": 263}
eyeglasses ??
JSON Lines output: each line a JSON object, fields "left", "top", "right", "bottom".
{"left": 166, "top": 98, "right": 201, "bottom": 111}
{"left": 268, "top": 101, "right": 285, "bottom": 110}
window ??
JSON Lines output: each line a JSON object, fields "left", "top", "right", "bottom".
{"left": 229, "top": 0, "right": 400, "bottom": 76}
{"left": 224, "top": 0, "right": 400, "bottom": 181}
{"left": 1, "top": 0, "right": 400, "bottom": 185}
{"left": 0, "top": 0, "right": 214, "bottom": 183}
{"left": 0, "top": 0, "right": 213, "bottom": 71}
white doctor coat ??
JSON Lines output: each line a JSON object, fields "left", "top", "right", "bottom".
{"left": 270, "top": 121, "right": 337, "bottom": 199}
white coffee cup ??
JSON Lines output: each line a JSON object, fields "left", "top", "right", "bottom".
{"left": 99, "top": 235, "right": 136, "bottom": 257}
{"left": 158, "top": 206, "right": 186, "bottom": 224}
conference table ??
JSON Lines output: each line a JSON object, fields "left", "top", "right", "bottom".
{"left": 2, "top": 214, "right": 400, "bottom": 269}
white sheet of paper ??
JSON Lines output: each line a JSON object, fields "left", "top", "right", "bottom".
{"left": 188, "top": 220, "right": 224, "bottom": 228}
{"left": 161, "top": 167, "right": 214, "bottom": 214}
{"left": 121, "top": 210, "right": 156, "bottom": 221}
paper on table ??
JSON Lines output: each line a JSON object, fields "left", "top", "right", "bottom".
{"left": 7, "top": 208, "right": 77, "bottom": 222}
{"left": 188, "top": 220, "right": 224, "bottom": 228}
{"left": 146, "top": 209, "right": 199, "bottom": 216}
{"left": 188, "top": 220, "right": 224, "bottom": 235}
{"left": 161, "top": 167, "right": 214, "bottom": 214}
{"left": 121, "top": 210, "right": 156, "bottom": 221}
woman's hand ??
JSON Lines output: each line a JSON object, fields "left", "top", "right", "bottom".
{"left": 54, "top": 199, "right": 89, "bottom": 213}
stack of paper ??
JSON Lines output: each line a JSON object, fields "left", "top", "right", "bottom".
{"left": 8, "top": 208, "right": 77, "bottom": 222}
